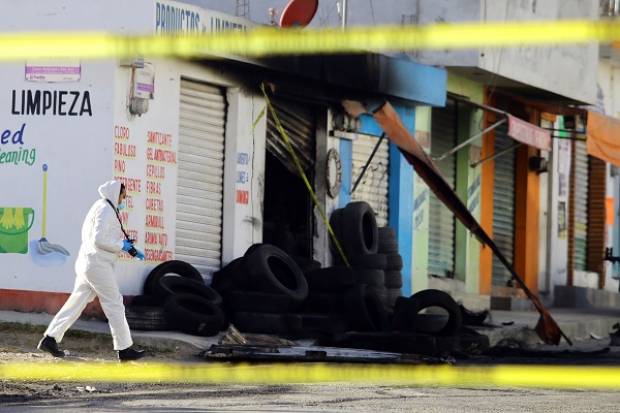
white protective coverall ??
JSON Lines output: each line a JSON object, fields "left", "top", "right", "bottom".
{"left": 45, "top": 180, "right": 133, "bottom": 350}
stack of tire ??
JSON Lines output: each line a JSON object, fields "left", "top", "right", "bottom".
{"left": 212, "top": 244, "right": 329, "bottom": 337}
{"left": 378, "top": 227, "right": 404, "bottom": 308}
{"left": 329, "top": 201, "right": 388, "bottom": 307}
{"left": 125, "top": 260, "right": 227, "bottom": 336}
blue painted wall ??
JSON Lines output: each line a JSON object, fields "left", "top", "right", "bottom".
{"left": 358, "top": 106, "right": 416, "bottom": 297}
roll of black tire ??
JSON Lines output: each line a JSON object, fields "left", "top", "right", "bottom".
{"left": 143, "top": 260, "right": 204, "bottom": 295}
{"left": 344, "top": 285, "right": 389, "bottom": 332}
{"left": 244, "top": 245, "right": 308, "bottom": 302}
{"left": 342, "top": 202, "right": 379, "bottom": 255}
{"left": 386, "top": 288, "right": 402, "bottom": 308}
{"left": 392, "top": 289, "right": 462, "bottom": 336}
{"left": 299, "top": 313, "right": 349, "bottom": 335}
{"left": 329, "top": 208, "right": 348, "bottom": 260}
{"left": 164, "top": 294, "right": 227, "bottom": 336}
{"left": 354, "top": 269, "right": 385, "bottom": 287}
{"left": 130, "top": 295, "right": 161, "bottom": 307}
{"left": 211, "top": 257, "right": 250, "bottom": 293}
{"left": 125, "top": 305, "right": 168, "bottom": 331}
{"left": 302, "top": 292, "right": 346, "bottom": 313}
{"left": 385, "top": 254, "right": 403, "bottom": 271}
{"left": 223, "top": 290, "right": 300, "bottom": 313}
{"left": 231, "top": 312, "right": 302, "bottom": 335}
{"left": 304, "top": 267, "right": 356, "bottom": 292}
{"left": 344, "top": 253, "right": 387, "bottom": 270}
{"left": 291, "top": 256, "right": 322, "bottom": 273}
{"left": 384, "top": 271, "right": 403, "bottom": 288}
{"left": 378, "top": 227, "right": 396, "bottom": 241}
{"left": 378, "top": 239, "right": 399, "bottom": 254}
{"left": 366, "top": 285, "right": 388, "bottom": 304}
{"left": 157, "top": 276, "right": 223, "bottom": 306}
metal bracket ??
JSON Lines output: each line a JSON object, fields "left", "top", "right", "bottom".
{"left": 433, "top": 117, "right": 507, "bottom": 162}
{"left": 470, "top": 142, "right": 521, "bottom": 168}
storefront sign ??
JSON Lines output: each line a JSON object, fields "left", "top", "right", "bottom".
{"left": 25, "top": 60, "right": 81, "bottom": 83}
{"left": 154, "top": 0, "right": 252, "bottom": 34}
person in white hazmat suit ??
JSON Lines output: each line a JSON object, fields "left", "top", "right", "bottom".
{"left": 38, "top": 180, "right": 146, "bottom": 361}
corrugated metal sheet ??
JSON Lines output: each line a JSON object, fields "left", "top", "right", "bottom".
{"left": 351, "top": 134, "right": 390, "bottom": 227}
{"left": 428, "top": 103, "right": 457, "bottom": 277}
{"left": 176, "top": 79, "right": 226, "bottom": 277}
{"left": 266, "top": 98, "right": 315, "bottom": 175}
{"left": 492, "top": 124, "right": 516, "bottom": 286}
{"left": 573, "top": 141, "right": 589, "bottom": 272}
{"left": 587, "top": 156, "right": 605, "bottom": 283}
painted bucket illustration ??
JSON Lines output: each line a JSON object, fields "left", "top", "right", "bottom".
{"left": 0, "top": 208, "right": 35, "bottom": 254}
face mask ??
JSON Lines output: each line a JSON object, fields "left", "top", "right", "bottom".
{"left": 118, "top": 201, "right": 126, "bottom": 211}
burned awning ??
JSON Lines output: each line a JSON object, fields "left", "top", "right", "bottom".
{"left": 586, "top": 110, "right": 620, "bottom": 167}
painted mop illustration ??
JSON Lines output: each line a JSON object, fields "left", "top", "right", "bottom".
{"left": 30, "top": 164, "right": 70, "bottom": 266}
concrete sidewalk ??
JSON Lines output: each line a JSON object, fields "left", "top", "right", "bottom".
{"left": 1, "top": 306, "right": 619, "bottom": 352}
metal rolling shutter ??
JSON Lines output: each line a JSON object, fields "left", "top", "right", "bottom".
{"left": 428, "top": 103, "right": 457, "bottom": 277}
{"left": 175, "top": 79, "right": 226, "bottom": 277}
{"left": 266, "top": 98, "right": 315, "bottom": 175}
{"left": 492, "top": 124, "right": 516, "bottom": 286}
{"left": 351, "top": 134, "right": 390, "bottom": 227}
{"left": 573, "top": 141, "right": 589, "bottom": 271}
{"left": 587, "top": 156, "right": 606, "bottom": 282}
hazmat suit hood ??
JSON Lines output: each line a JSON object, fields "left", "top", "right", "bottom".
{"left": 97, "top": 180, "right": 122, "bottom": 209}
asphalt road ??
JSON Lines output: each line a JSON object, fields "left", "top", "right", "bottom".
{"left": 2, "top": 383, "right": 620, "bottom": 412}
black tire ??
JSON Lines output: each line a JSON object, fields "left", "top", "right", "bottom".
{"left": 143, "top": 260, "right": 204, "bottom": 295}
{"left": 354, "top": 269, "right": 385, "bottom": 287}
{"left": 157, "top": 277, "right": 223, "bottom": 306}
{"left": 231, "top": 312, "right": 302, "bottom": 335}
{"left": 292, "top": 256, "right": 322, "bottom": 273}
{"left": 211, "top": 257, "right": 249, "bottom": 292}
{"left": 223, "top": 290, "right": 300, "bottom": 313}
{"left": 392, "top": 289, "right": 462, "bottom": 336}
{"left": 244, "top": 245, "right": 309, "bottom": 302}
{"left": 303, "top": 292, "right": 346, "bottom": 313}
{"left": 131, "top": 295, "right": 161, "bottom": 307}
{"left": 344, "top": 253, "right": 387, "bottom": 270}
{"left": 378, "top": 239, "right": 399, "bottom": 254}
{"left": 385, "top": 271, "right": 403, "bottom": 288}
{"left": 342, "top": 202, "right": 379, "bottom": 255}
{"left": 329, "top": 209, "right": 348, "bottom": 261}
{"left": 298, "top": 313, "right": 349, "bottom": 335}
{"left": 125, "top": 305, "right": 168, "bottom": 331}
{"left": 164, "top": 294, "right": 227, "bottom": 336}
{"left": 378, "top": 227, "right": 396, "bottom": 241}
{"left": 304, "top": 267, "right": 356, "bottom": 292}
{"left": 344, "top": 285, "right": 389, "bottom": 332}
{"left": 386, "top": 288, "right": 402, "bottom": 308}
{"left": 366, "top": 285, "right": 388, "bottom": 304}
{"left": 385, "top": 254, "right": 403, "bottom": 271}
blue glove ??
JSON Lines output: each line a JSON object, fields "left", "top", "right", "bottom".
{"left": 122, "top": 239, "right": 134, "bottom": 253}
{"left": 134, "top": 249, "right": 145, "bottom": 261}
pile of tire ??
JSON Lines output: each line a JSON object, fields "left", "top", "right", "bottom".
{"left": 378, "top": 227, "right": 404, "bottom": 308}
{"left": 212, "top": 244, "right": 332, "bottom": 337}
{"left": 125, "top": 260, "right": 227, "bottom": 336}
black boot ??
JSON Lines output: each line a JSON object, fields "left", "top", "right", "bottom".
{"left": 37, "top": 336, "right": 65, "bottom": 358}
{"left": 118, "top": 346, "right": 145, "bottom": 362}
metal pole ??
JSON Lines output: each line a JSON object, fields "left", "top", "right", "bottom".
{"left": 342, "top": 0, "right": 348, "bottom": 29}
{"left": 470, "top": 142, "right": 520, "bottom": 168}
{"left": 433, "top": 117, "right": 507, "bottom": 162}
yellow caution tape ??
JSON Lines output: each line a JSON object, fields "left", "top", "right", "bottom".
{"left": 1, "top": 19, "right": 620, "bottom": 60}
{"left": 2, "top": 361, "right": 620, "bottom": 389}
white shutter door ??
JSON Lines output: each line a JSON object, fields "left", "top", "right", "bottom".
{"left": 176, "top": 79, "right": 226, "bottom": 277}
{"left": 573, "top": 141, "right": 589, "bottom": 271}
{"left": 428, "top": 104, "right": 457, "bottom": 277}
{"left": 492, "top": 124, "right": 516, "bottom": 286}
{"left": 351, "top": 135, "right": 390, "bottom": 227}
